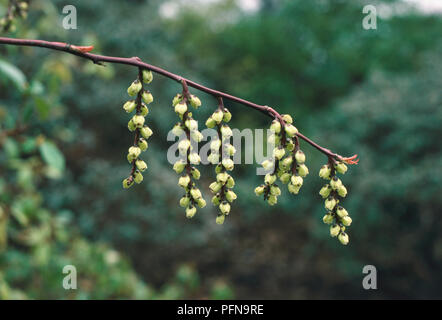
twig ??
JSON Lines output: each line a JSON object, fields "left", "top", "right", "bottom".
{"left": 0, "top": 37, "right": 358, "bottom": 163}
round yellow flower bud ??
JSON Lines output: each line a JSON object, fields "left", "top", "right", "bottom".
{"left": 212, "top": 110, "right": 224, "bottom": 123}
{"left": 134, "top": 170, "right": 143, "bottom": 184}
{"left": 330, "top": 224, "right": 340, "bottom": 237}
{"left": 132, "top": 115, "right": 145, "bottom": 128}
{"left": 226, "top": 190, "right": 237, "bottom": 203}
{"left": 175, "top": 102, "right": 187, "bottom": 115}
{"left": 223, "top": 109, "right": 232, "bottom": 122}
{"left": 186, "top": 205, "right": 197, "bottom": 219}
{"left": 135, "top": 159, "right": 148, "bottom": 172}
{"left": 338, "top": 232, "right": 349, "bottom": 245}
{"left": 189, "top": 95, "right": 202, "bottom": 109}
{"left": 281, "top": 114, "right": 293, "bottom": 124}
{"left": 142, "top": 91, "right": 153, "bottom": 105}
{"left": 178, "top": 175, "right": 191, "bottom": 188}
{"left": 123, "top": 100, "right": 136, "bottom": 113}
{"left": 180, "top": 196, "right": 190, "bottom": 208}
{"left": 127, "top": 80, "right": 142, "bottom": 97}
{"left": 254, "top": 185, "right": 265, "bottom": 196}
{"left": 142, "top": 70, "right": 153, "bottom": 84}
{"left": 206, "top": 117, "right": 216, "bottom": 128}
{"left": 216, "top": 214, "right": 225, "bottom": 225}
{"left": 264, "top": 174, "right": 276, "bottom": 185}
{"left": 219, "top": 201, "right": 231, "bottom": 215}
{"left": 295, "top": 150, "right": 306, "bottom": 164}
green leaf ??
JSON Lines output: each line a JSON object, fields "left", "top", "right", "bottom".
{"left": 39, "top": 141, "right": 65, "bottom": 178}
{"left": 0, "top": 59, "right": 27, "bottom": 92}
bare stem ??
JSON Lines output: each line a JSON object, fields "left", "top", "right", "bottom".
{"left": 0, "top": 36, "right": 357, "bottom": 162}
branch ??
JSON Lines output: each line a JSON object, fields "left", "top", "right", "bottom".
{"left": 0, "top": 36, "right": 358, "bottom": 163}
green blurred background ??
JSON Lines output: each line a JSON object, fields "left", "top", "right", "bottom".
{"left": 0, "top": 0, "right": 441, "bottom": 299}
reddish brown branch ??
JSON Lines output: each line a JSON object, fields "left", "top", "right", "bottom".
{"left": 0, "top": 36, "right": 357, "bottom": 162}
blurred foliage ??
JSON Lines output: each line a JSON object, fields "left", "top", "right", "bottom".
{"left": 0, "top": 0, "right": 441, "bottom": 299}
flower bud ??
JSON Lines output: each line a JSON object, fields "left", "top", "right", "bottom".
{"left": 178, "top": 139, "right": 191, "bottom": 154}
{"left": 319, "top": 184, "right": 332, "bottom": 198}
{"left": 209, "top": 181, "right": 222, "bottom": 193}
{"left": 330, "top": 224, "right": 340, "bottom": 237}
{"left": 172, "top": 94, "right": 182, "bottom": 106}
{"left": 141, "top": 126, "right": 153, "bottom": 139}
{"left": 285, "top": 124, "right": 298, "bottom": 137}
{"left": 134, "top": 170, "right": 143, "bottom": 184}
{"left": 217, "top": 172, "right": 229, "bottom": 184}
{"left": 208, "top": 153, "right": 220, "bottom": 165}
{"left": 139, "top": 104, "right": 149, "bottom": 117}
{"left": 319, "top": 164, "right": 331, "bottom": 179}
{"left": 330, "top": 176, "right": 342, "bottom": 190}
{"left": 127, "top": 80, "right": 142, "bottom": 96}
{"left": 188, "top": 153, "right": 201, "bottom": 165}
{"left": 220, "top": 125, "right": 233, "bottom": 139}
{"left": 288, "top": 183, "right": 301, "bottom": 194}
{"left": 279, "top": 173, "right": 291, "bottom": 184}
{"left": 216, "top": 214, "right": 225, "bottom": 225}
{"left": 335, "top": 162, "right": 348, "bottom": 174}
{"left": 226, "top": 176, "right": 235, "bottom": 188}
{"left": 172, "top": 123, "right": 185, "bottom": 137}
{"left": 138, "top": 138, "right": 148, "bottom": 151}
{"left": 226, "top": 144, "right": 236, "bottom": 156}
{"left": 273, "top": 147, "right": 285, "bottom": 160}
{"left": 341, "top": 215, "right": 352, "bottom": 227}
{"left": 212, "top": 110, "right": 224, "bottom": 123}
{"left": 189, "top": 95, "right": 201, "bottom": 109}
{"left": 186, "top": 205, "right": 197, "bottom": 219}
{"left": 173, "top": 160, "right": 186, "bottom": 174}
{"left": 210, "top": 139, "right": 222, "bottom": 152}
{"left": 295, "top": 150, "right": 306, "bottom": 164}
{"left": 190, "top": 131, "right": 203, "bottom": 143}
{"left": 123, "top": 100, "right": 136, "bottom": 113}
{"left": 325, "top": 197, "right": 337, "bottom": 211}
{"left": 297, "top": 164, "right": 309, "bottom": 177}
{"left": 264, "top": 174, "right": 276, "bottom": 185}
{"left": 196, "top": 198, "right": 206, "bottom": 208}
{"left": 175, "top": 102, "right": 187, "bottom": 115}
{"left": 270, "top": 120, "right": 281, "bottom": 134}
{"left": 255, "top": 185, "right": 265, "bottom": 196}
{"left": 136, "top": 159, "right": 147, "bottom": 172}
{"left": 220, "top": 201, "right": 231, "bottom": 215}
{"left": 132, "top": 115, "right": 145, "bottom": 128}
{"left": 338, "top": 232, "right": 349, "bottom": 245}
{"left": 128, "top": 119, "right": 136, "bottom": 132}
{"left": 222, "top": 158, "right": 234, "bottom": 171}
{"left": 212, "top": 195, "right": 221, "bottom": 206}
{"left": 323, "top": 214, "right": 334, "bottom": 224}
{"left": 178, "top": 175, "right": 191, "bottom": 188}
{"left": 319, "top": 164, "right": 331, "bottom": 180}
{"left": 226, "top": 190, "right": 237, "bottom": 203}
{"left": 191, "top": 167, "right": 201, "bottom": 180}
{"left": 267, "top": 133, "right": 279, "bottom": 145}
{"left": 285, "top": 140, "right": 295, "bottom": 152}
{"left": 122, "top": 177, "right": 134, "bottom": 189}
{"left": 281, "top": 156, "right": 293, "bottom": 169}
{"left": 336, "top": 206, "right": 348, "bottom": 218}
{"left": 338, "top": 185, "right": 347, "bottom": 197}
{"left": 223, "top": 109, "right": 232, "bottom": 122}
{"left": 261, "top": 159, "right": 275, "bottom": 171}
{"left": 185, "top": 119, "right": 198, "bottom": 131}
{"left": 142, "top": 91, "right": 154, "bottom": 105}
{"left": 267, "top": 195, "right": 278, "bottom": 206}
{"left": 291, "top": 175, "right": 303, "bottom": 187}
{"left": 142, "top": 70, "right": 153, "bottom": 84}
{"left": 206, "top": 117, "right": 216, "bottom": 128}
{"left": 128, "top": 146, "right": 141, "bottom": 159}
{"left": 180, "top": 196, "right": 190, "bottom": 207}
{"left": 270, "top": 185, "right": 281, "bottom": 196}
{"left": 190, "top": 187, "right": 202, "bottom": 199}
{"left": 282, "top": 114, "right": 293, "bottom": 124}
